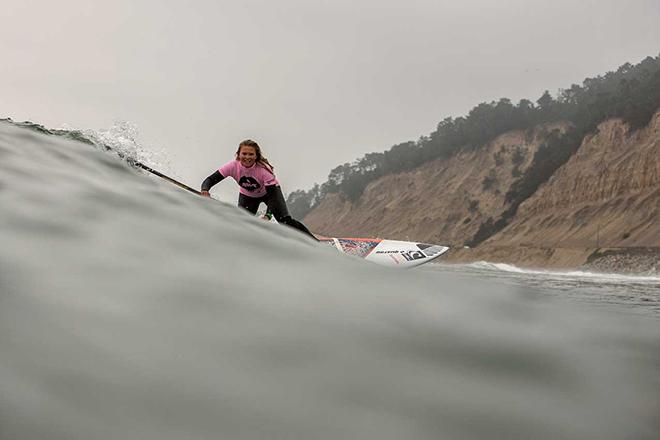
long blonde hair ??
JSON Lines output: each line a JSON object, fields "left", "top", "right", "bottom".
{"left": 235, "top": 139, "right": 274, "bottom": 173}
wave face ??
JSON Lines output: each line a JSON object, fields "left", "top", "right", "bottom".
{"left": 1, "top": 120, "right": 659, "bottom": 439}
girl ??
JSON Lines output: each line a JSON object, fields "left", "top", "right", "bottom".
{"left": 201, "top": 139, "right": 317, "bottom": 240}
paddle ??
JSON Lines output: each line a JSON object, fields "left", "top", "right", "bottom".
{"left": 127, "top": 158, "right": 202, "bottom": 196}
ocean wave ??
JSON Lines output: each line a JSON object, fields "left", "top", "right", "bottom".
{"left": 465, "top": 260, "right": 660, "bottom": 283}
{"left": 466, "top": 260, "right": 527, "bottom": 273}
{"left": 0, "top": 117, "right": 175, "bottom": 176}
{"left": 1, "top": 119, "right": 659, "bottom": 440}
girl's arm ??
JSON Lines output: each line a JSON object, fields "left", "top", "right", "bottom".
{"left": 200, "top": 171, "right": 225, "bottom": 196}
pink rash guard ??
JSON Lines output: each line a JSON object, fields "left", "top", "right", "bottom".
{"left": 218, "top": 160, "right": 279, "bottom": 198}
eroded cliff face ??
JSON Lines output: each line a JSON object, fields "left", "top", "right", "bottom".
{"left": 305, "top": 110, "right": 660, "bottom": 268}
{"left": 305, "top": 123, "right": 567, "bottom": 244}
{"left": 461, "top": 111, "right": 659, "bottom": 267}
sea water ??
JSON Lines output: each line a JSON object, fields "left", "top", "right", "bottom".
{"left": 426, "top": 262, "right": 660, "bottom": 317}
{"left": 1, "top": 120, "right": 658, "bottom": 439}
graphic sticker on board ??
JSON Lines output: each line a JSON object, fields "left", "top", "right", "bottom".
{"left": 337, "top": 239, "right": 379, "bottom": 258}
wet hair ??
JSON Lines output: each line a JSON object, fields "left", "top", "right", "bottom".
{"left": 235, "top": 139, "right": 274, "bottom": 172}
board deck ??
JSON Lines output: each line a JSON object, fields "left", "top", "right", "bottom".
{"left": 261, "top": 213, "right": 449, "bottom": 267}
{"left": 318, "top": 237, "right": 449, "bottom": 268}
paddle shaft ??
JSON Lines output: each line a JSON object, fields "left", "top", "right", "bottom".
{"left": 129, "top": 159, "right": 202, "bottom": 196}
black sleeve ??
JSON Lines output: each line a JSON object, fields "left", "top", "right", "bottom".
{"left": 201, "top": 171, "right": 225, "bottom": 191}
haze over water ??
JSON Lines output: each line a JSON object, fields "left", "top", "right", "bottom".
{"left": 1, "top": 120, "right": 659, "bottom": 439}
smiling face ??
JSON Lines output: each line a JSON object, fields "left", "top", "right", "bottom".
{"left": 238, "top": 146, "right": 257, "bottom": 167}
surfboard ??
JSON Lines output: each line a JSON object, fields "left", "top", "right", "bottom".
{"left": 318, "top": 237, "right": 449, "bottom": 268}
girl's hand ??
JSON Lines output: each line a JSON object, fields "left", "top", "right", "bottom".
{"left": 200, "top": 190, "right": 211, "bottom": 197}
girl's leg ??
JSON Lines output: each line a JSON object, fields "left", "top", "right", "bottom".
{"left": 238, "top": 193, "right": 262, "bottom": 215}
{"left": 265, "top": 186, "right": 318, "bottom": 240}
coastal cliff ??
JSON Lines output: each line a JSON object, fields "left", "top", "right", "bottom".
{"left": 303, "top": 110, "right": 660, "bottom": 271}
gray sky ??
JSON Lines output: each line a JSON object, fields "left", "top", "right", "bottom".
{"left": 2, "top": 0, "right": 659, "bottom": 202}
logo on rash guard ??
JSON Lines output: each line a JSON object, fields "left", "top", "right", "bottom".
{"left": 238, "top": 176, "right": 261, "bottom": 192}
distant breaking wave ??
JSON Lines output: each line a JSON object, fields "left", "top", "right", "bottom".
{"left": 465, "top": 260, "right": 660, "bottom": 282}
{"left": 467, "top": 261, "right": 527, "bottom": 273}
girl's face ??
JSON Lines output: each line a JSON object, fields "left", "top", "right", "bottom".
{"left": 238, "top": 146, "right": 257, "bottom": 167}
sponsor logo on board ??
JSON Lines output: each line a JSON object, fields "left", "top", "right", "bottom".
{"left": 417, "top": 244, "right": 447, "bottom": 257}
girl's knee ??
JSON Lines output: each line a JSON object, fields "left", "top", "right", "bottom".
{"left": 277, "top": 215, "right": 293, "bottom": 225}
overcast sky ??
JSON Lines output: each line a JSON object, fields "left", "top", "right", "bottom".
{"left": 2, "top": 0, "right": 659, "bottom": 202}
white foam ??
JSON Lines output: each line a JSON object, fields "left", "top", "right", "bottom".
{"left": 61, "top": 120, "right": 178, "bottom": 178}
{"left": 464, "top": 261, "right": 660, "bottom": 283}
